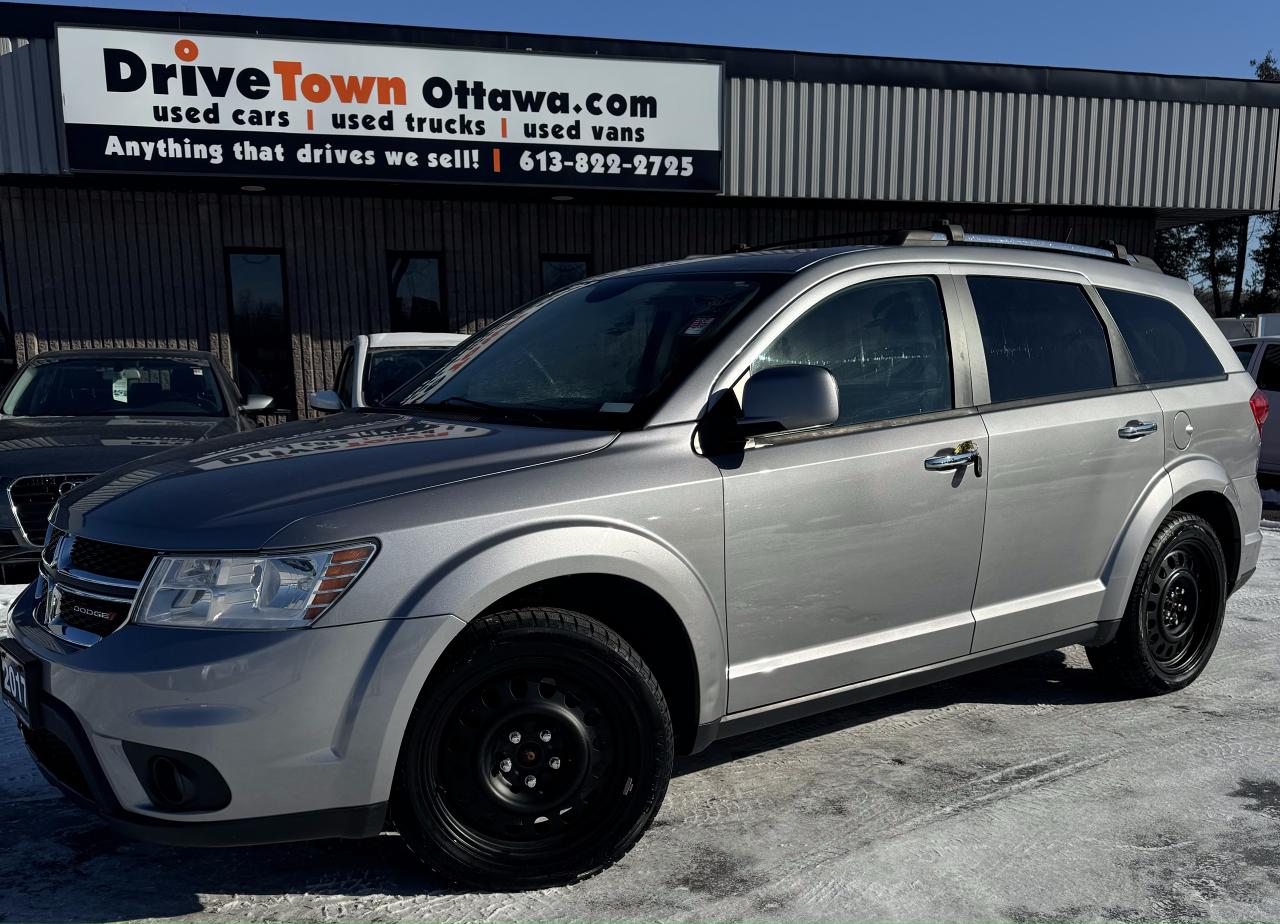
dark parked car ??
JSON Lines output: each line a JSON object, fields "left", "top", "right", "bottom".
{"left": 0, "top": 349, "right": 272, "bottom": 582}
{"left": 1232, "top": 337, "right": 1279, "bottom": 480}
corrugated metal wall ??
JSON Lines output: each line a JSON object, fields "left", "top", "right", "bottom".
{"left": 4, "top": 34, "right": 1280, "bottom": 210}
{"left": 0, "top": 183, "right": 1155, "bottom": 417}
{"left": 0, "top": 37, "right": 59, "bottom": 176}
{"left": 724, "top": 78, "right": 1280, "bottom": 210}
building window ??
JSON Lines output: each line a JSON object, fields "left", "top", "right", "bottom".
{"left": 388, "top": 253, "right": 446, "bottom": 332}
{"left": 0, "top": 243, "right": 16, "bottom": 385}
{"left": 225, "top": 250, "right": 294, "bottom": 412}
{"left": 541, "top": 255, "right": 591, "bottom": 294}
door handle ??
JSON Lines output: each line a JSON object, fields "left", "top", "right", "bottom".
{"left": 1118, "top": 420, "right": 1159, "bottom": 440}
{"left": 924, "top": 440, "right": 983, "bottom": 476}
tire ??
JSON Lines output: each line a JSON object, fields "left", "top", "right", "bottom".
{"left": 1087, "top": 511, "right": 1228, "bottom": 694}
{"left": 391, "top": 607, "right": 674, "bottom": 889}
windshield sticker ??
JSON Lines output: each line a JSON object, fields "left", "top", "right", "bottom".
{"left": 599, "top": 402, "right": 634, "bottom": 413}
{"left": 192, "top": 418, "right": 491, "bottom": 470}
{"left": 683, "top": 316, "right": 715, "bottom": 335}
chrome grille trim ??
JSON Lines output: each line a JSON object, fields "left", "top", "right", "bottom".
{"left": 7, "top": 474, "right": 94, "bottom": 546}
{"left": 36, "top": 532, "right": 158, "bottom": 648}
{"left": 33, "top": 574, "right": 137, "bottom": 648}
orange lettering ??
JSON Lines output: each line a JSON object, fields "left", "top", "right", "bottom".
{"left": 332, "top": 74, "right": 376, "bottom": 104}
{"left": 376, "top": 76, "right": 407, "bottom": 106}
{"left": 301, "top": 73, "right": 331, "bottom": 103}
{"left": 273, "top": 60, "right": 302, "bottom": 100}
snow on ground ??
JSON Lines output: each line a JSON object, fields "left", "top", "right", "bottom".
{"left": 3, "top": 539, "right": 1280, "bottom": 921}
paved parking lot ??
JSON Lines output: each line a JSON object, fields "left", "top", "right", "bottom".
{"left": 3, "top": 529, "right": 1280, "bottom": 923}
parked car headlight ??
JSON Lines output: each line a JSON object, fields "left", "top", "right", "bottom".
{"left": 134, "top": 543, "right": 376, "bottom": 629}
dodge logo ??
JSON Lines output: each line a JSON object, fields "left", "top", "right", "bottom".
{"left": 68, "top": 603, "right": 114, "bottom": 621}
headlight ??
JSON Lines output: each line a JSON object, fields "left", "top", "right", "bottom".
{"left": 134, "top": 543, "right": 376, "bottom": 629}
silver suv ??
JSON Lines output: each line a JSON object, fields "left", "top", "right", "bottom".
{"left": 2, "top": 227, "right": 1267, "bottom": 889}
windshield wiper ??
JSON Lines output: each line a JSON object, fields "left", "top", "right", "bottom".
{"left": 413, "top": 396, "right": 549, "bottom": 425}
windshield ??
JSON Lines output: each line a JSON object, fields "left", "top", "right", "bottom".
{"left": 363, "top": 346, "right": 454, "bottom": 407}
{"left": 385, "top": 273, "right": 781, "bottom": 429}
{"left": 2, "top": 356, "right": 226, "bottom": 418}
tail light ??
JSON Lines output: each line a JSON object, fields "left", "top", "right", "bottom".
{"left": 1251, "top": 389, "right": 1270, "bottom": 434}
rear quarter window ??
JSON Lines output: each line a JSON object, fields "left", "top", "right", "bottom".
{"left": 1097, "top": 288, "right": 1224, "bottom": 384}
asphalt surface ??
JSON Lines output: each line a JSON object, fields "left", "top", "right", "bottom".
{"left": 3, "top": 530, "right": 1280, "bottom": 923}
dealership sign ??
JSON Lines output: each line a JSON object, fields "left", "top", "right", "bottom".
{"left": 55, "top": 26, "right": 723, "bottom": 190}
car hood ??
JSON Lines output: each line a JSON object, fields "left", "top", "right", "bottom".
{"left": 55, "top": 412, "right": 617, "bottom": 551}
{"left": 0, "top": 415, "right": 238, "bottom": 477}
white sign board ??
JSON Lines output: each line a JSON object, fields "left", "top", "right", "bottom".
{"left": 56, "top": 26, "right": 723, "bottom": 190}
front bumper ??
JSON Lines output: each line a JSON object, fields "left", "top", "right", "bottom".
{"left": 5, "top": 585, "right": 465, "bottom": 846}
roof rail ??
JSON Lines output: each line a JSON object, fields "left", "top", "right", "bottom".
{"left": 719, "top": 222, "right": 1163, "bottom": 273}
{"left": 897, "top": 222, "right": 1163, "bottom": 272}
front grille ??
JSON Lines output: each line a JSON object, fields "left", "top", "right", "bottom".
{"left": 35, "top": 530, "right": 151, "bottom": 647}
{"left": 7, "top": 475, "right": 93, "bottom": 545}
{"left": 48, "top": 586, "right": 132, "bottom": 639}
{"left": 68, "top": 536, "right": 155, "bottom": 583}
{"left": 22, "top": 725, "right": 91, "bottom": 799}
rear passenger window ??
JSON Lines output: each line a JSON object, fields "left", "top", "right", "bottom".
{"left": 967, "top": 277, "right": 1114, "bottom": 404}
{"left": 1258, "top": 345, "right": 1280, "bottom": 392}
{"left": 1235, "top": 343, "right": 1258, "bottom": 369}
{"left": 1097, "top": 288, "right": 1224, "bottom": 384}
{"left": 751, "top": 276, "right": 952, "bottom": 428}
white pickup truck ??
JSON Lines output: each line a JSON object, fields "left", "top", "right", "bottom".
{"left": 309, "top": 332, "right": 465, "bottom": 411}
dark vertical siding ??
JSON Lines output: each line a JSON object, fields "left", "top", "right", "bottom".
{"left": 0, "top": 183, "right": 1157, "bottom": 418}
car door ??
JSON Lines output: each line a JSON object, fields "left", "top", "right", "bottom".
{"left": 956, "top": 267, "right": 1166, "bottom": 651}
{"left": 720, "top": 266, "right": 988, "bottom": 712}
{"left": 1254, "top": 343, "right": 1280, "bottom": 473}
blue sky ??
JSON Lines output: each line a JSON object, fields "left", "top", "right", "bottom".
{"left": 31, "top": 0, "right": 1280, "bottom": 80}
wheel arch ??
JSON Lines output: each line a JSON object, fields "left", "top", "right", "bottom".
{"left": 1100, "top": 457, "right": 1241, "bottom": 624}
{"left": 1170, "top": 491, "right": 1241, "bottom": 590}
{"left": 407, "top": 521, "right": 727, "bottom": 748}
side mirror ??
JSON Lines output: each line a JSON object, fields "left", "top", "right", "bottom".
{"left": 308, "top": 390, "right": 343, "bottom": 413}
{"left": 240, "top": 394, "right": 275, "bottom": 414}
{"left": 737, "top": 365, "right": 839, "bottom": 437}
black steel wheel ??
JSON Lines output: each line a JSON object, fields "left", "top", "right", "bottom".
{"left": 392, "top": 607, "right": 673, "bottom": 889}
{"left": 1088, "top": 511, "right": 1228, "bottom": 693}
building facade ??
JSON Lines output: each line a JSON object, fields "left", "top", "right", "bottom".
{"left": 2, "top": 3, "right": 1279, "bottom": 417}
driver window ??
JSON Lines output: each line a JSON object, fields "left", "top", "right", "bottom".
{"left": 750, "top": 276, "right": 953, "bottom": 429}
